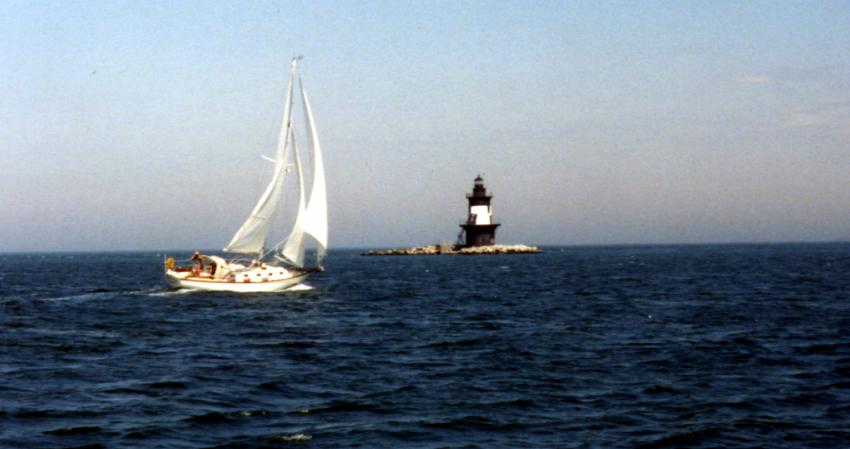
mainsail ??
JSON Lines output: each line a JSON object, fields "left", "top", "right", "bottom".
{"left": 221, "top": 145, "right": 288, "bottom": 255}
{"left": 223, "top": 58, "right": 298, "bottom": 255}
{"left": 224, "top": 57, "right": 326, "bottom": 269}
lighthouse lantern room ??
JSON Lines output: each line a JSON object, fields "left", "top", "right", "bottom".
{"left": 459, "top": 175, "right": 501, "bottom": 247}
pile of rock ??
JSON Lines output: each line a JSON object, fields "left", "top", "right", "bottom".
{"left": 362, "top": 245, "right": 441, "bottom": 256}
{"left": 362, "top": 244, "right": 539, "bottom": 256}
{"left": 455, "top": 244, "right": 539, "bottom": 255}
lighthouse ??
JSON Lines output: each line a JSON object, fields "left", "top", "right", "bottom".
{"left": 459, "top": 175, "right": 501, "bottom": 247}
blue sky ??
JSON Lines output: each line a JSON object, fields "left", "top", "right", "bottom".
{"left": 1, "top": 1, "right": 848, "bottom": 251}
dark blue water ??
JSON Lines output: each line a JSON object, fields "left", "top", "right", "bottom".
{"left": 1, "top": 244, "right": 848, "bottom": 448}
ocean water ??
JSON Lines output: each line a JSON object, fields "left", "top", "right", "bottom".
{"left": 1, "top": 244, "right": 848, "bottom": 449}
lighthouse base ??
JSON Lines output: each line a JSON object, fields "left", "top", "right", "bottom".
{"left": 460, "top": 224, "right": 500, "bottom": 247}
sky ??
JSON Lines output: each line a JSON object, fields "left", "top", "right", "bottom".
{"left": 1, "top": 0, "right": 849, "bottom": 251}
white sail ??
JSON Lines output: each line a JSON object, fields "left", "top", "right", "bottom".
{"left": 223, "top": 59, "right": 298, "bottom": 255}
{"left": 281, "top": 128, "right": 307, "bottom": 268}
{"left": 299, "top": 81, "right": 328, "bottom": 267}
{"left": 222, "top": 161, "right": 287, "bottom": 254}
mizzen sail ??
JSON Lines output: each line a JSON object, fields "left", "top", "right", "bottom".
{"left": 299, "top": 82, "right": 328, "bottom": 267}
{"left": 281, "top": 128, "right": 307, "bottom": 268}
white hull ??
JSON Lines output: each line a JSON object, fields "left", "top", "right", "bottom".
{"left": 165, "top": 269, "right": 312, "bottom": 292}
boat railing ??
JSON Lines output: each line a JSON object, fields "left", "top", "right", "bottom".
{"left": 166, "top": 254, "right": 250, "bottom": 267}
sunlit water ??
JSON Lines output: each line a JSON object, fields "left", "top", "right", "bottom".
{"left": 1, "top": 244, "right": 848, "bottom": 448}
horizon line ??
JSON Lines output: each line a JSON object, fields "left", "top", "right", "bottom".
{"left": 1, "top": 239, "right": 847, "bottom": 255}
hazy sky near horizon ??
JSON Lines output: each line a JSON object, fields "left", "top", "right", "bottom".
{"left": 1, "top": 1, "right": 848, "bottom": 251}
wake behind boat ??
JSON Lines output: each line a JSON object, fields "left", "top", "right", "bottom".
{"left": 165, "top": 57, "right": 327, "bottom": 292}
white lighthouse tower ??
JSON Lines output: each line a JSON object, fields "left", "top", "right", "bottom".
{"left": 459, "top": 175, "right": 500, "bottom": 247}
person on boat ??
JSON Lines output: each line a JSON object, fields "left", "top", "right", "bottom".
{"left": 191, "top": 251, "right": 203, "bottom": 276}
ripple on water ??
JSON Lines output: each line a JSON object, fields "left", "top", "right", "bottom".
{"left": 0, "top": 245, "right": 848, "bottom": 448}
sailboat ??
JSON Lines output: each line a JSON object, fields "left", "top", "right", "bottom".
{"left": 164, "top": 57, "right": 327, "bottom": 292}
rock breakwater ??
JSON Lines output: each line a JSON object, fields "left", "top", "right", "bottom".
{"left": 363, "top": 244, "right": 539, "bottom": 256}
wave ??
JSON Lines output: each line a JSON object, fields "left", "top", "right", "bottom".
{"left": 43, "top": 425, "right": 102, "bottom": 436}
{"left": 181, "top": 411, "right": 234, "bottom": 425}
{"left": 244, "top": 339, "right": 318, "bottom": 349}
{"left": 637, "top": 426, "right": 723, "bottom": 449}
{"left": 148, "top": 287, "right": 198, "bottom": 297}
{"left": 264, "top": 433, "right": 312, "bottom": 442}
{"left": 296, "top": 399, "right": 381, "bottom": 415}
{"left": 42, "top": 291, "right": 110, "bottom": 302}
{"left": 37, "top": 287, "right": 165, "bottom": 301}
{"left": 422, "top": 415, "right": 526, "bottom": 431}
{"left": 196, "top": 432, "right": 312, "bottom": 448}
{"left": 181, "top": 409, "right": 272, "bottom": 426}
{"left": 13, "top": 409, "right": 105, "bottom": 419}
{"left": 146, "top": 380, "right": 188, "bottom": 389}
{"left": 425, "top": 337, "right": 488, "bottom": 348}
